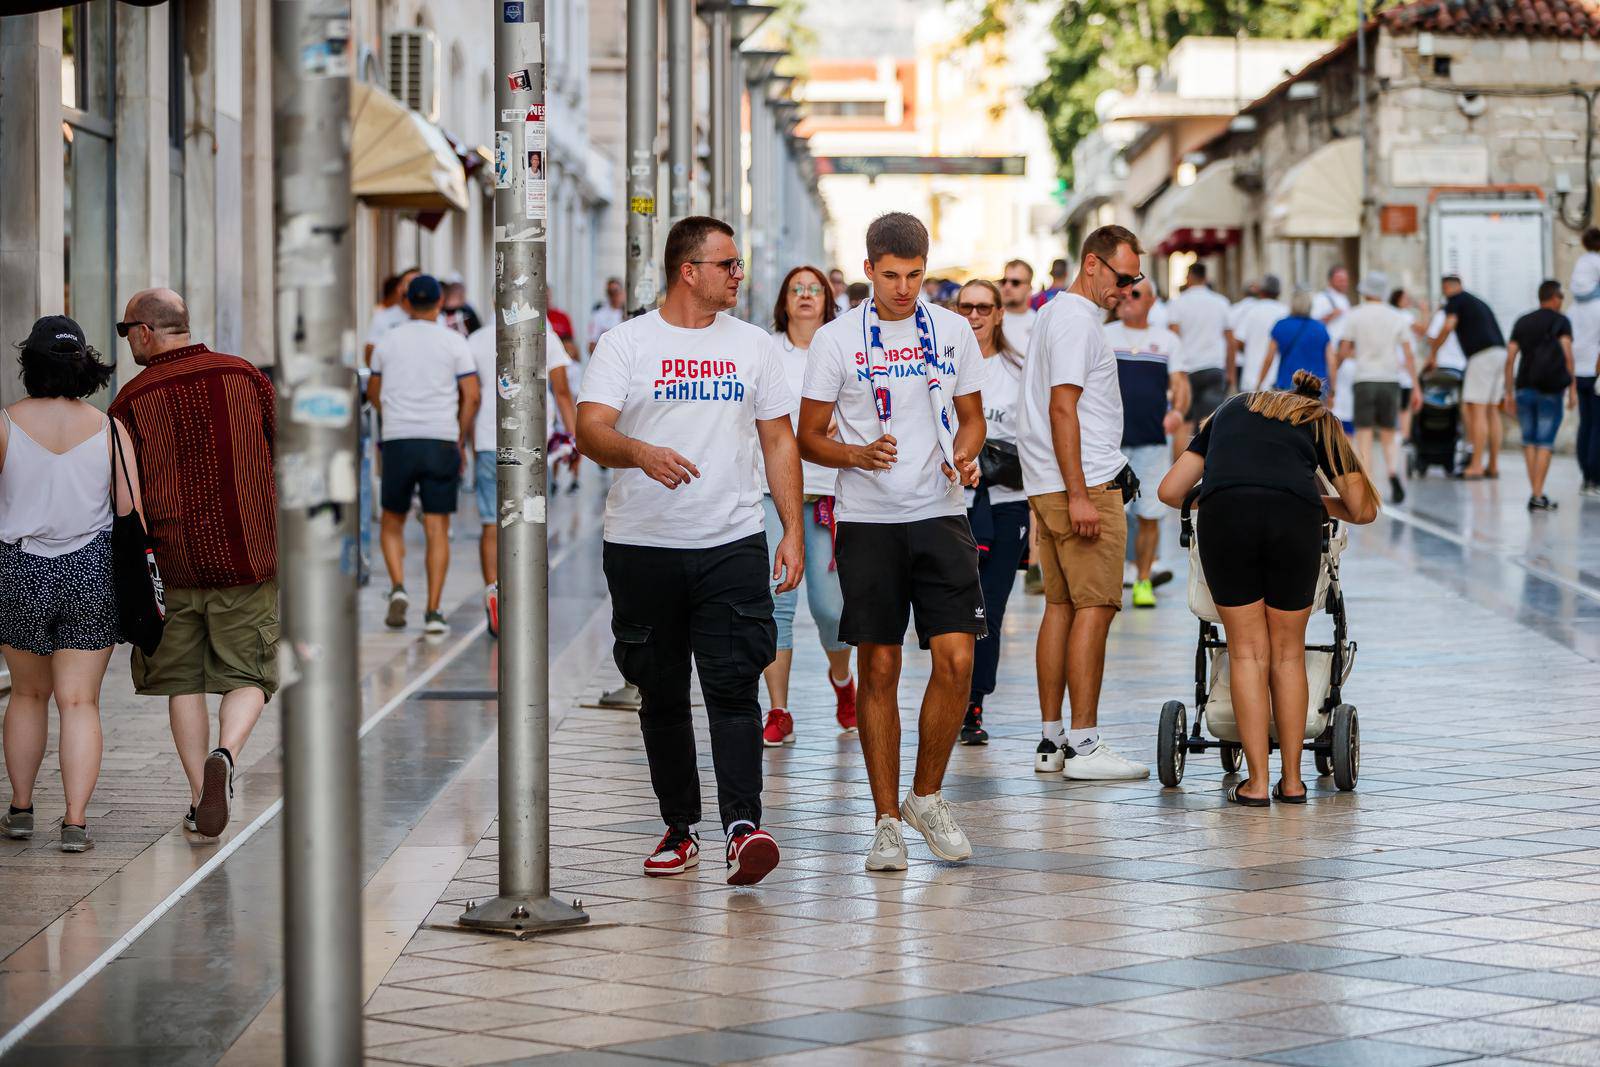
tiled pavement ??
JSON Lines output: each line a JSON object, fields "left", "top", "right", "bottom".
{"left": 354, "top": 468, "right": 1600, "bottom": 1066}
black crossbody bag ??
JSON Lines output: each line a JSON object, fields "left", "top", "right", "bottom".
{"left": 978, "top": 438, "right": 1024, "bottom": 490}
{"left": 109, "top": 427, "right": 167, "bottom": 655}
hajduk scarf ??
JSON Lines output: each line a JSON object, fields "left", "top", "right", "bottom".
{"left": 863, "top": 298, "right": 956, "bottom": 471}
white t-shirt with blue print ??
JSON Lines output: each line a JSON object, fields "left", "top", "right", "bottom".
{"left": 579, "top": 309, "right": 794, "bottom": 549}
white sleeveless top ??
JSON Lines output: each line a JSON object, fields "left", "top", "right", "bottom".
{"left": 0, "top": 411, "right": 114, "bottom": 558}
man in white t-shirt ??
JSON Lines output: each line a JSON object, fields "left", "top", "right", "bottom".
{"left": 1338, "top": 271, "right": 1420, "bottom": 504}
{"left": 466, "top": 321, "right": 576, "bottom": 636}
{"left": 798, "top": 212, "right": 988, "bottom": 873}
{"left": 1016, "top": 224, "right": 1149, "bottom": 782}
{"left": 1166, "top": 262, "right": 1232, "bottom": 442}
{"left": 363, "top": 267, "right": 419, "bottom": 365}
{"left": 1237, "top": 274, "right": 1289, "bottom": 392}
{"left": 1225, "top": 279, "right": 1261, "bottom": 385}
{"left": 586, "top": 277, "right": 625, "bottom": 353}
{"left": 368, "top": 274, "right": 480, "bottom": 635}
{"left": 829, "top": 267, "right": 850, "bottom": 314}
{"left": 1001, "top": 258, "right": 1037, "bottom": 355}
{"left": 575, "top": 216, "right": 801, "bottom": 886}
{"left": 1567, "top": 227, "right": 1600, "bottom": 495}
{"left": 1312, "top": 265, "right": 1354, "bottom": 423}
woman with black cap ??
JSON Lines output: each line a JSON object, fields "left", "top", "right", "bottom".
{"left": 0, "top": 316, "right": 142, "bottom": 853}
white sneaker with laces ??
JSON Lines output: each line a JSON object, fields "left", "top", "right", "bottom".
{"left": 865, "top": 816, "right": 909, "bottom": 872}
{"left": 900, "top": 790, "right": 972, "bottom": 862}
{"left": 1063, "top": 742, "right": 1150, "bottom": 781}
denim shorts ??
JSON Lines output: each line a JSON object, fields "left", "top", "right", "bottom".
{"left": 1516, "top": 388, "right": 1564, "bottom": 449}
{"left": 475, "top": 450, "right": 496, "bottom": 524}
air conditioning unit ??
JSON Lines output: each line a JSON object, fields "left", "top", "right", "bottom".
{"left": 386, "top": 30, "right": 440, "bottom": 121}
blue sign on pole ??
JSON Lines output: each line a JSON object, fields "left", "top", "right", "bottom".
{"left": 503, "top": 2, "right": 525, "bottom": 22}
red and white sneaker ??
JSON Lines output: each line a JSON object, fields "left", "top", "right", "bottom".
{"left": 726, "top": 827, "right": 779, "bottom": 886}
{"left": 484, "top": 584, "right": 500, "bottom": 639}
{"left": 832, "top": 674, "right": 857, "bottom": 732}
{"left": 643, "top": 827, "right": 699, "bottom": 877}
{"left": 762, "top": 708, "right": 795, "bottom": 747}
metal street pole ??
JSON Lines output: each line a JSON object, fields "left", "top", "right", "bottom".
{"left": 625, "top": 0, "right": 660, "bottom": 317}
{"left": 271, "top": 5, "right": 361, "bottom": 1064}
{"left": 704, "top": 4, "right": 732, "bottom": 220}
{"left": 1356, "top": 0, "right": 1370, "bottom": 276}
{"left": 459, "top": 0, "right": 587, "bottom": 937}
{"left": 667, "top": 0, "right": 693, "bottom": 223}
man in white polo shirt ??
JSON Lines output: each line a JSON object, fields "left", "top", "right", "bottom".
{"left": 799, "top": 211, "right": 988, "bottom": 873}
{"left": 369, "top": 274, "right": 480, "bottom": 635}
{"left": 575, "top": 215, "right": 802, "bottom": 887}
{"left": 1166, "top": 261, "right": 1231, "bottom": 449}
{"left": 1017, "top": 224, "right": 1149, "bottom": 781}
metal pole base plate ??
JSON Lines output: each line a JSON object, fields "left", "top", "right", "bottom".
{"left": 459, "top": 895, "right": 589, "bottom": 936}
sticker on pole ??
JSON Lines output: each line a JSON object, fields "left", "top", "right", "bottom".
{"left": 503, "top": 1, "right": 525, "bottom": 21}
{"left": 494, "top": 131, "right": 512, "bottom": 188}
{"left": 289, "top": 385, "right": 353, "bottom": 428}
{"left": 630, "top": 196, "right": 657, "bottom": 216}
{"left": 525, "top": 106, "right": 548, "bottom": 223}
{"left": 507, "top": 69, "right": 532, "bottom": 92}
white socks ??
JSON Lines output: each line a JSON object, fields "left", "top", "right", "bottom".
{"left": 1042, "top": 721, "right": 1066, "bottom": 745}
{"left": 831, "top": 671, "right": 853, "bottom": 687}
{"left": 1071, "top": 728, "right": 1101, "bottom": 755}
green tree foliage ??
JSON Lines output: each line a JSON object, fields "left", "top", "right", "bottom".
{"left": 963, "top": 0, "right": 1362, "bottom": 185}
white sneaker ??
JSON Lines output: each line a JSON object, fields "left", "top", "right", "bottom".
{"left": 1035, "top": 737, "right": 1065, "bottom": 773}
{"left": 900, "top": 791, "right": 972, "bottom": 862}
{"left": 1122, "top": 561, "right": 1137, "bottom": 588}
{"left": 865, "top": 816, "right": 909, "bottom": 872}
{"left": 1063, "top": 742, "right": 1150, "bottom": 781}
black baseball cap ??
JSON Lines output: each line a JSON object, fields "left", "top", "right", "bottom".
{"left": 406, "top": 274, "right": 443, "bottom": 306}
{"left": 23, "top": 315, "right": 87, "bottom": 356}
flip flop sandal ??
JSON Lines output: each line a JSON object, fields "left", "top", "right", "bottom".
{"left": 1273, "top": 781, "right": 1307, "bottom": 805}
{"left": 1227, "top": 780, "right": 1271, "bottom": 807}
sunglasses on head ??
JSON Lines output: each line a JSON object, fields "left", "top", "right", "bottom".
{"left": 1089, "top": 252, "right": 1144, "bottom": 290}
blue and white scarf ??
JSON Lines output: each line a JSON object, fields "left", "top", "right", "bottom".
{"left": 863, "top": 299, "right": 956, "bottom": 469}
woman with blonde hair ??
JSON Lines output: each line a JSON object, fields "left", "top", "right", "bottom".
{"left": 953, "top": 278, "right": 1028, "bottom": 745}
{"left": 1158, "top": 371, "right": 1377, "bottom": 805}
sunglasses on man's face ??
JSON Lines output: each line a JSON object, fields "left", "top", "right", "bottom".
{"left": 1001, "top": 277, "right": 1029, "bottom": 287}
{"left": 1089, "top": 252, "right": 1145, "bottom": 290}
{"left": 115, "top": 321, "right": 149, "bottom": 338}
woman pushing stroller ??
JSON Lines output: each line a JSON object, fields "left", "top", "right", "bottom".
{"left": 1158, "top": 371, "right": 1378, "bottom": 806}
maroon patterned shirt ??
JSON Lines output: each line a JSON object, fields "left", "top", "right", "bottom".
{"left": 108, "top": 345, "right": 277, "bottom": 589}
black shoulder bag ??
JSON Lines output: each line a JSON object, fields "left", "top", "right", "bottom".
{"left": 978, "top": 438, "right": 1024, "bottom": 491}
{"left": 109, "top": 426, "right": 167, "bottom": 656}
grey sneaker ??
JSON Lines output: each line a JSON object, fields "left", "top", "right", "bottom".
{"left": 385, "top": 587, "right": 409, "bottom": 629}
{"left": 599, "top": 682, "right": 642, "bottom": 709}
{"left": 195, "top": 749, "right": 234, "bottom": 837}
{"left": 865, "top": 816, "right": 909, "bottom": 872}
{"left": 2, "top": 807, "right": 35, "bottom": 840}
{"left": 900, "top": 790, "right": 972, "bottom": 862}
{"left": 60, "top": 824, "right": 92, "bottom": 853}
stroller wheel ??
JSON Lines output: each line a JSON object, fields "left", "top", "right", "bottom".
{"left": 1157, "top": 700, "right": 1187, "bottom": 787}
{"left": 1315, "top": 751, "right": 1335, "bottom": 777}
{"left": 1219, "top": 745, "right": 1242, "bottom": 774}
{"left": 1331, "top": 704, "right": 1359, "bottom": 791}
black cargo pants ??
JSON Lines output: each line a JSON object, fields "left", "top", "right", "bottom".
{"left": 602, "top": 533, "right": 777, "bottom": 835}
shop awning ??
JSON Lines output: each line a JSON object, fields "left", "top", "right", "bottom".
{"left": 1144, "top": 160, "right": 1249, "bottom": 255}
{"left": 351, "top": 82, "right": 468, "bottom": 213}
{"left": 1268, "top": 137, "right": 1360, "bottom": 240}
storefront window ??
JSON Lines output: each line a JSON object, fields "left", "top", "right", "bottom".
{"left": 62, "top": 1, "right": 117, "bottom": 397}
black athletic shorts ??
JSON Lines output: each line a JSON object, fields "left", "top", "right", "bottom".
{"left": 380, "top": 438, "right": 461, "bottom": 515}
{"left": 834, "top": 515, "right": 987, "bottom": 649}
{"left": 1188, "top": 368, "right": 1229, "bottom": 424}
{"left": 1196, "top": 487, "right": 1323, "bottom": 611}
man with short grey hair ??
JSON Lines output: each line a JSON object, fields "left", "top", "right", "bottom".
{"left": 1236, "top": 274, "right": 1289, "bottom": 392}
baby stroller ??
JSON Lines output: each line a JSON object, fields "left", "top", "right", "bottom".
{"left": 1155, "top": 489, "right": 1361, "bottom": 791}
{"left": 1408, "top": 367, "right": 1464, "bottom": 478}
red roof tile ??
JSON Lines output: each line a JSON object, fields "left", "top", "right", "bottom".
{"left": 1378, "top": 0, "right": 1600, "bottom": 38}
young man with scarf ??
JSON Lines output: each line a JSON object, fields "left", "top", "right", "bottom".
{"left": 798, "top": 212, "right": 988, "bottom": 872}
